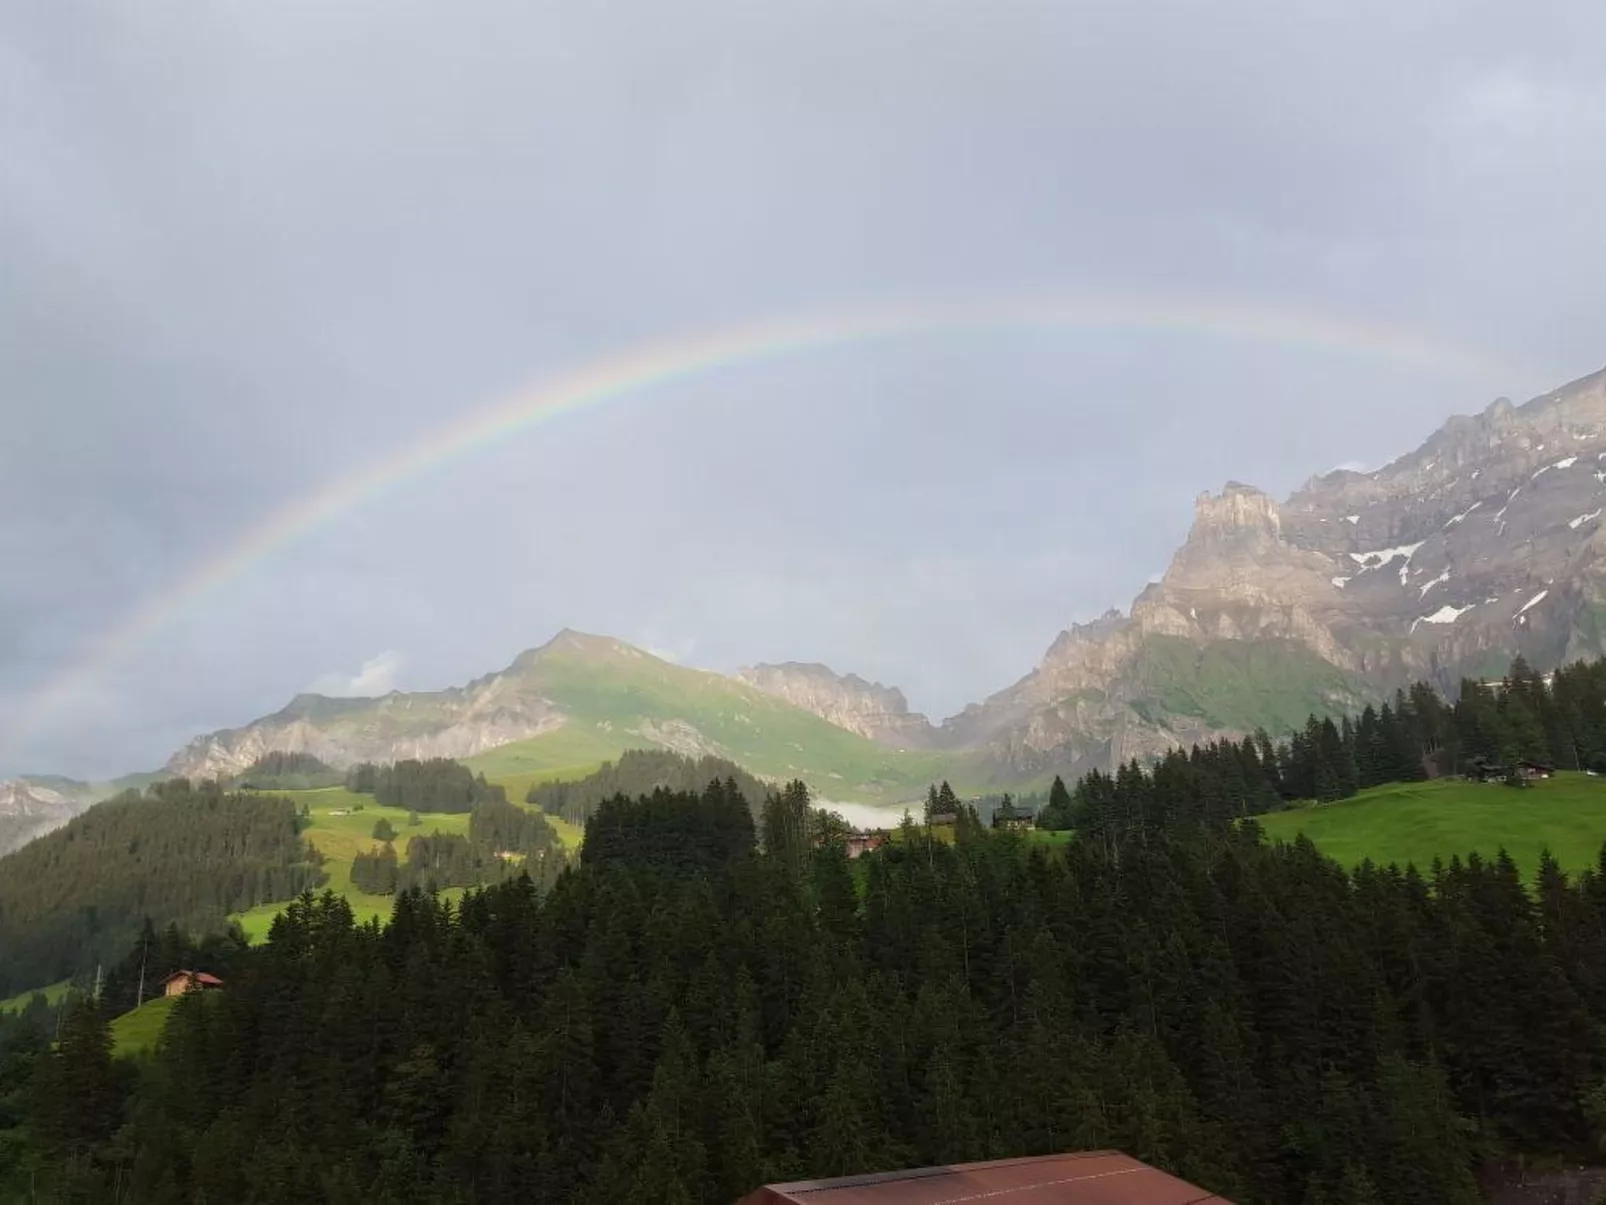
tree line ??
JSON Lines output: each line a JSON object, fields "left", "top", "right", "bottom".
{"left": 230, "top": 751, "right": 342, "bottom": 790}
{"left": 1034, "top": 654, "right": 1606, "bottom": 830}
{"left": 0, "top": 779, "right": 323, "bottom": 999}
{"left": 13, "top": 771, "right": 1606, "bottom": 1201}
{"left": 345, "top": 758, "right": 507, "bottom": 813}
{"left": 527, "top": 749, "right": 770, "bottom": 827}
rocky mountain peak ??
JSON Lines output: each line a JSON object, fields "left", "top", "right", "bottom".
{"left": 1190, "top": 482, "right": 1282, "bottom": 545}
{"left": 506, "top": 629, "right": 632, "bottom": 673}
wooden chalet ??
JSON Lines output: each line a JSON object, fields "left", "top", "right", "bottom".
{"left": 1468, "top": 758, "right": 1555, "bottom": 783}
{"left": 162, "top": 970, "right": 224, "bottom": 998}
{"left": 991, "top": 799, "right": 1035, "bottom": 832}
{"left": 844, "top": 831, "right": 887, "bottom": 860}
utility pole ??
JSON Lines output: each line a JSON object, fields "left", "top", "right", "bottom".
{"left": 93, "top": 962, "right": 102, "bottom": 1004}
{"left": 136, "top": 931, "right": 149, "bottom": 1008}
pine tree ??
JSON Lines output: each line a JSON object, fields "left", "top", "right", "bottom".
{"left": 31, "top": 998, "right": 120, "bottom": 1160}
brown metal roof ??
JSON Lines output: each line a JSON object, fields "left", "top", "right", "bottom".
{"left": 736, "top": 1150, "right": 1230, "bottom": 1205}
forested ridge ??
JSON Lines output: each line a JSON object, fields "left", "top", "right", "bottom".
{"left": 0, "top": 780, "right": 323, "bottom": 998}
{"left": 527, "top": 749, "right": 770, "bottom": 826}
{"left": 229, "top": 751, "right": 342, "bottom": 790}
{"left": 1037, "top": 654, "right": 1606, "bottom": 830}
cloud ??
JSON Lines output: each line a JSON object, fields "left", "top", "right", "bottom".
{"left": 1328, "top": 461, "right": 1374, "bottom": 474}
{"left": 5, "top": 0, "right": 1606, "bottom": 777}
{"left": 307, "top": 651, "right": 404, "bottom": 698}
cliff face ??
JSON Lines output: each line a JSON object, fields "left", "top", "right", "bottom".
{"left": 165, "top": 635, "right": 581, "bottom": 779}
{"left": 734, "top": 663, "right": 939, "bottom": 748}
{"left": 0, "top": 780, "right": 85, "bottom": 856}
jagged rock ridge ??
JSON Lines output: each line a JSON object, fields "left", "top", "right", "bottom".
{"left": 0, "top": 780, "right": 85, "bottom": 857}
{"left": 944, "top": 363, "right": 1606, "bottom": 776}
{"left": 734, "top": 663, "right": 938, "bottom": 748}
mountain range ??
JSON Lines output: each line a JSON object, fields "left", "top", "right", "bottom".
{"left": 10, "top": 361, "right": 1606, "bottom": 849}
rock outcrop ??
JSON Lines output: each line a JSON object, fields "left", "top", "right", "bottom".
{"left": 734, "top": 663, "right": 938, "bottom": 748}
{"left": 0, "top": 780, "right": 85, "bottom": 856}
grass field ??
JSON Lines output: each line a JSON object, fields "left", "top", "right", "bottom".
{"left": 477, "top": 761, "right": 607, "bottom": 812}
{"left": 1026, "top": 828, "right": 1075, "bottom": 846}
{"left": 109, "top": 995, "right": 180, "bottom": 1056}
{"left": 228, "top": 784, "right": 586, "bottom": 941}
{"left": 0, "top": 980, "right": 71, "bottom": 1015}
{"left": 1259, "top": 772, "right": 1606, "bottom": 878}
{"left": 230, "top": 787, "right": 476, "bottom": 940}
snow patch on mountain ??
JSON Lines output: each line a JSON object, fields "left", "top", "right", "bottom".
{"left": 1418, "top": 570, "right": 1450, "bottom": 598}
{"left": 1412, "top": 603, "right": 1477, "bottom": 631}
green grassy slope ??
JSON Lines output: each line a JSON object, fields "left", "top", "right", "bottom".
{"left": 1259, "top": 772, "right": 1606, "bottom": 877}
{"left": 464, "top": 639, "right": 977, "bottom": 803}
{"left": 227, "top": 785, "right": 585, "bottom": 942}
{"left": 229, "top": 787, "right": 476, "bottom": 940}
{"left": 110, "top": 995, "right": 181, "bottom": 1057}
{"left": 1126, "top": 636, "right": 1377, "bottom": 735}
{"left": 0, "top": 980, "right": 71, "bottom": 1015}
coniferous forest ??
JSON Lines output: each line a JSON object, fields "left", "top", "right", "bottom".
{"left": 345, "top": 758, "right": 508, "bottom": 813}
{"left": 5, "top": 771, "right": 1606, "bottom": 1202}
{"left": 527, "top": 749, "right": 771, "bottom": 826}
{"left": 0, "top": 780, "right": 323, "bottom": 998}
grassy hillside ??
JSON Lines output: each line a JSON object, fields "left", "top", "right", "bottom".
{"left": 0, "top": 980, "right": 71, "bottom": 1015}
{"left": 110, "top": 995, "right": 182, "bottom": 1057}
{"left": 465, "top": 639, "right": 977, "bottom": 803}
{"left": 230, "top": 787, "right": 475, "bottom": 940}
{"left": 1126, "top": 635, "right": 1377, "bottom": 735}
{"left": 228, "top": 784, "right": 584, "bottom": 941}
{"left": 1259, "top": 772, "right": 1606, "bottom": 877}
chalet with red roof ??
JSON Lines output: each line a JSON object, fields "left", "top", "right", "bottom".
{"left": 162, "top": 970, "right": 224, "bottom": 998}
{"left": 737, "top": 1151, "right": 1230, "bottom": 1204}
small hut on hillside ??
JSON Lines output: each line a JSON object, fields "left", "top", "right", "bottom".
{"left": 162, "top": 970, "right": 224, "bottom": 998}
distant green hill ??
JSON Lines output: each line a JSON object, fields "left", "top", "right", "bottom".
{"left": 1259, "top": 772, "right": 1606, "bottom": 877}
{"left": 454, "top": 635, "right": 977, "bottom": 803}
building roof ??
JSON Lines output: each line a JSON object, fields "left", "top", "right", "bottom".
{"left": 736, "top": 1151, "right": 1230, "bottom": 1205}
{"left": 162, "top": 970, "right": 223, "bottom": 986}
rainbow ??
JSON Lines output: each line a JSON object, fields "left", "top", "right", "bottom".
{"left": 6, "top": 294, "right": 1518, "bottom": 766}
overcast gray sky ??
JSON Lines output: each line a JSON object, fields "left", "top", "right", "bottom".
{"left": 3, "top": 0, "right": 1604, "bottom": 779}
